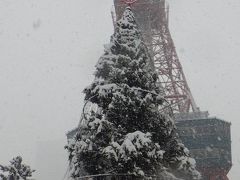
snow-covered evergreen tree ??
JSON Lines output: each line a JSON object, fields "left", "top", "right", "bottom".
{"left": 66, "top": 7, "right": 200, "bottom": 180}
{"left": 0, "top": 156, "right": 35, "bottom": 180}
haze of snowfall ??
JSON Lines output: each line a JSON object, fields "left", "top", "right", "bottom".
{"left": 66, "top": 7, "right": 201, "bottom": 180}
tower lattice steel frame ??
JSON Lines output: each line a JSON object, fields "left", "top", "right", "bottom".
{"left": 113, "top": 0, "right": 198, "bottom": 114}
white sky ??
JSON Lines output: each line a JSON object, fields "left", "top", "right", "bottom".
{"left": 0, "top": 0, "right": 239, "bottom": 179}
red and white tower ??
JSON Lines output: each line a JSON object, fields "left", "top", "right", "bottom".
{"left": 113, "top": 0, "right": 199, "bottom": 114}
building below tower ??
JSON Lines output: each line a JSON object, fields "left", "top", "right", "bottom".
{"left": 176, "top": 113, "right": 232, "bottom": 180}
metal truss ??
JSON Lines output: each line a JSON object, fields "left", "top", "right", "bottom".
{"left": 113, "top": 0, "right": 198, "bottom": 113}
{"left": 145, "top": 25, "right": 198, "bottom": 113}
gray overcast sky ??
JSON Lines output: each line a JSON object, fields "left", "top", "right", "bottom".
{"left": 0, "top": 0, "right": 239, "bottom": 179}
